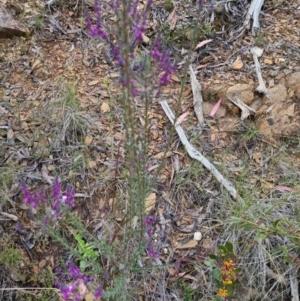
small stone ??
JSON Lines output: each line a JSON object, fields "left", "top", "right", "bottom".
{"left": 194, "top": 231, "right": 202, "bottom": 241}
{"left": 232, "top": 57, "right": 243, "bottom": 70}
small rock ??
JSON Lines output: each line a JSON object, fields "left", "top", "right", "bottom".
{"left": 257, "top": 101, "right": 300, "bottom": 143}
{"left": 262, "top": 84, "right": 287, "bottom": 106}
{"left": 0, "top": 4, "right": 28, "bottom": 38}
{"left": 194, "top": 231, "right": 202, "bottom": 241}
{"left": 232, "top": 57, "right": 243, "bottom": 70}
{"left": 226, "top": 84, "right": 254, "bottom": 105}
{"left": 286, "top": 72, "right": 300, "bottom": 90}
{"left": 268, "top": 79, "right": 275, "bottom": 87}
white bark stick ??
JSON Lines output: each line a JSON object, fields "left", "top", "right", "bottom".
{"left": 251, "top": 47, "right": 268, "bottom": 96}
{"left": 244, "top": 0, "right": 265, "bottom": 35}
{"left": 228, "top": 97, "right": 256, "bottom": 120}
{"left": 289, "top": 264, "right": 299, "bottom": 301}
{"left": 160, "top": 100, "right": 243, "bottom": 203}
{"left": 189, "top": 65, "right": 205, "bottom": 126}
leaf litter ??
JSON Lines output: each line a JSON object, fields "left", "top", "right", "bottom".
{"left": 1, "top": 0, "right": 300, "bottom": 300}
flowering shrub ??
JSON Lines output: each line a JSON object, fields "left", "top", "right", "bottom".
{"left": 144, "top": 215, "right": 159, "bottom": 258}
{"left": 205, "top": 242, "right": 241, "bottom": 300}
{"left": 85, "top": 0, "right": 176, "bottom": 96}
{"left": 22, "top": 179, "right": 102, "bottom": 300}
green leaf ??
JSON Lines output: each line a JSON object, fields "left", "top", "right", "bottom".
{"left": 208, "top": 254, "right": 218, "bottom": 260}
{"left": 272, "top": 219, "right": 282, "bottom": 228}
{"left": 225, "top": 241, "right": 233, "bottom": 253}
{"left": 218, "top": 245, "right": 226, "bottom": 254}
{"left": 212, "top": 267, "right": 221, "bottom": 280}
{"left": 75, "top": 234, "right": 87, "bottom": 255}
{"left": 204, "top": 259, "right": 216, "bottom": 268}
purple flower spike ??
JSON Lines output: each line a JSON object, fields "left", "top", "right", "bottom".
{"left": 151, "top": 38, "right": 176, "bottom": 86}
{"left": 22, "top": 183, "right": 32, "bottom": 205}
{"left": 147, "top": 244, "right": 159, "bottom": 258}
{"left": 69, "top": 262, "right": 82, "bottom": 279}
{"left": 144, "top": 215, "right": 156, "bottom": 227}
{"left": 63, "top": 186, "right": 76, "bottom": 208}
{"left": 52, "top": 178, "right": 62, "bottom": 201}
{"left": 133, "top": 24, "right": 144, "bottom": 41}
{"left": 39, "top": 188, "right": 46, "bottom": 203}
{"left": 94, "top": 286, "right": 103, "bottom": 299}
{"left": 85, "top": 1, "right": 108, "bottom": 40}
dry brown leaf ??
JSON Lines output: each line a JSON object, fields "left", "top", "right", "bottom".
{"left": 168, "top": 267, "right": 176, "bottom": 276}
{"left": 264, "top": 58, "right": 273, "bottom": 65}
{"left": 31, "top": 60, "right": 41, "bottom": 71}
{"left": 152, "top": 151, "right": 172, "bottom": 159}
{"left": 167, "top": 8, "right": 177, "bottom": 30}
{"left": 176, "top": 239, "right": 198, "bottom": 250}
{"left": 85, "top": 293, "right": 96, "bottom": 301}
{"left": 195, "top": 39, "right": 213, "bottom": 49}
{"left": 171, "top": 74, "right": 180, "bottom": 82}
{"left": 88, "top": 161, "right": 97, "bottom": 168}
{"left": 253, "top": 152, "right": 261, "bottom": 163}
{"left": 145, "top": 193, "right": 156, "bottom": 214}
{"left": 88, "top": 79, "right": 101, "bottom": 86}
{"left": 202, "top": 237, "right": 213, "bottom": 249}
{"left": 78, "top": 281, "right": 87, "bottom": 299}
{"left": 261, "top": 180, "right": 274, "bottom": 190}
{"left": 110, "top": 72, "right": 119, "bottom": 78}
{"left": 84, "top": 136, "right": 93, "bottom": 145}
{"left": 101, "top": 102, "right": 110, "bottom": 113}
{"left": 0, "top": 212, "right": 18, "bottom": 221}
{"left": 142, "top": 33, "right": 150, "bottom": 43}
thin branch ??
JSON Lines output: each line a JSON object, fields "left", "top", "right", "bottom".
{"left": 160, "top": 101, "right": 244, "bottom": 203}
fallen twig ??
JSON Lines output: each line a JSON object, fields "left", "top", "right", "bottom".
{"left": 227, "top": 96, "right": 256, "bottom": 120}
{"left": 189, "top": 65, "right": 204, "bottom": 126}
{"left": 160, "top": 100, "right": 243, "bottom": 203}
{"left": 289, "top": 264, "right": 299, "bottom": 301}
{"left": 244, "top": 0, "right": 265, "bottom": 35}
{"left": 251, "top": 47, "right": 268, "bottom": 96}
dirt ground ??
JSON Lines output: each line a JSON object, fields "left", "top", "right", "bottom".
{"left": 1, "top": 0, "right": 300, "bottom": 300}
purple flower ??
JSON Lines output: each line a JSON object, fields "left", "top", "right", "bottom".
{"left": 147, "top": 244, "right": 159, "bottom": 258}
{"left": 133, "top": 24, "right": 145, "bottom": 41}
{"left": 22, "top": 183, "right": 44, "bottom": 209}
{"left": 63, "top": 186, "right": 76, "bottom": 208}
{"left": 196, "top": 0, "right": 204, "bottom": 5}
{"left": 151, "top": 38, "right": 176, "bottom": 86}
{"left": 85, "top": 1, "right": 108, "bottom": 40}
{"left": 144, "top": 215, "right": 156, "bottom": 227}
{"left": 52, "top": 178, "right": 62, "bottom": 201}
{"left": 145, "top": 215, "right": 156, "bottom": 235}
{"left": 129, "top": 0, "right": 139, "bottom": 18}
{"left": 94, "top": 286, "right": 103, "bottom": 299}
{"left": 31, "top": 192, "right": 39, "bottom": 209}
{"left": 22, "top": 183, "right": 32, "bottom": 205}
{"left": 69, "top": 262, "right": 82, "bottom": 279}
{"left": 60, "top": 283, "right": 77, "bottom": 300}
{"left": 15, "top": 222, "right": 22, "bottom": 233}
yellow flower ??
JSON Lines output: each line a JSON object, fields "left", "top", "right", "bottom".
{"left": 218, "top": 288, "right": 228, "bottom": 298}
{"left": 223, "top": 260, "right": 234, "bottom": 269}
{"left": 223, "top": 278, "right": 233, "bottom": 286}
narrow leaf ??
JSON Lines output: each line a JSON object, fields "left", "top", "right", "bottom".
{"left": 195, "top": 39, "right": 213, "bottom": 49}
{"left": 176, "top": 112, "right": 189, "bottom": 125}
{"left": 210, "top": 97, "right": 223, "bottom": 116}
